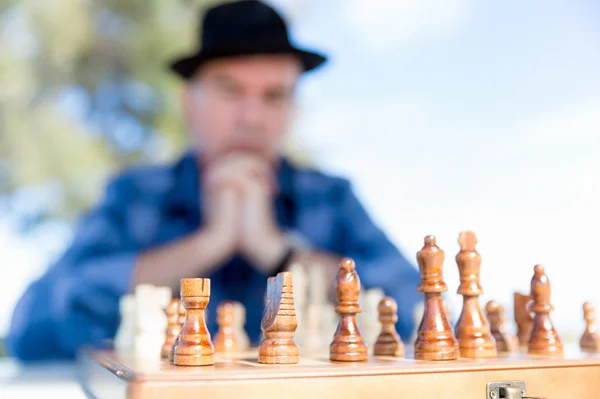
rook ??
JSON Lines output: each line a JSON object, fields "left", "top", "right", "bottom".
{"left": 173, "top": 278, "right": 214, "bottom": 366}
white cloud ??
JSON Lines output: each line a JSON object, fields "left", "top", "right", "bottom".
{"left": 520, "top": 101, "right": 600, "bottom": 141}
{"left": 293, "top": 98, "right": 431, "bottom": 168}
{"left": 266, "top": 0, "right": 310, "bottom": 23}
{"left": 342, "top": 0, "right": 472, "bottom": 51}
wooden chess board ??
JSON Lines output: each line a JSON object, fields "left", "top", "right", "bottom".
{"left": 79, "top": 344, "right": 600, "bottom": 399}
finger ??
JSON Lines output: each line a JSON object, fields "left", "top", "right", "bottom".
{"left": 208, "top": 185, "right": 240, "bottom": 226}
{"left": 205, "top": 154, "right": 271, "bottom": 188}
{"left": 239, "top": 178, "right": 266, "bottom": 229}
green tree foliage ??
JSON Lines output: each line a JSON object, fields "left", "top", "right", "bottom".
{"left": 0, "top": 0, "right": 223, "bottom": 226}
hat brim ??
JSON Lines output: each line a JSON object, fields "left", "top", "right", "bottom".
{"left": 169, "top": 45, "right": 327, "bottom": 80}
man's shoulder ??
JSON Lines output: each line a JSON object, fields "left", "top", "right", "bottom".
{"left": 288, "top": 161, "right": 351, "bottom": 196}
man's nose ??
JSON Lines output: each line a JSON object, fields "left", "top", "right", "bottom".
{"left": 238, "top": 97, "right": 266, "bottom": 128}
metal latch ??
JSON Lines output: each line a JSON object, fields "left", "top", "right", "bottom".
{"left": 487, "top": 381, "right": 546, "bottom": 399}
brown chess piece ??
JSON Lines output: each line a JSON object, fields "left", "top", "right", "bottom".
{"left": 173, "top": 278, "right": 215, "bottom": 366}
{"left": 514, "top": 292, "right": 533, "bottom": 346}
{"left": 161, "top": 299, "right": 181, "bottom": 359}
{"left": 373, "top": 297, "right": 404, "bottom": 357}
{"left": 214, "top": 300, "right": 239, "bottom": 353}
{"left": 443, "top": 300, "right": 452, "bottom": 323}
{"left": 330, "top": 258, "right": 368, "bottom": 362}
{"left": 454, "top": 231, "right": 496, "bottom": 358}
{"left": 259, "top": 272, "right": 299, "bottom": 364}
{"left": 414, "top": 236, "right": 459, "bottom": 361}
{"left": 528, "top": 265, "right": 563, "bottom": 356}
{"left": 580, "top": 302, "right": 600, "bottom": 352}
{"left": 486, "top": 300, "right": 517, "bottom": 353}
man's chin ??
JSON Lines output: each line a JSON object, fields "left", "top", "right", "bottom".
{"left": 198, "top": 148, "right": 277, "bottom": 165}
{"left": 227, "top": 147, "right": 274, "bottom": 161}
{"left": 229, "top": 145, "right": 264, "bottom": 155}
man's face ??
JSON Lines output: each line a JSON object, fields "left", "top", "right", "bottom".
{"left": 183, "top": 54, "right": 302, "bottom": 164}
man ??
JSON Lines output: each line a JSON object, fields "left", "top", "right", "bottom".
{"left": 7, "top": 0, "right": 420, "bottom": 361}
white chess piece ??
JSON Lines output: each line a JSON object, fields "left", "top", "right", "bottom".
{"left": 306, "top": 263, "right": 336, "bottom": 350}
{"left": 358, "top": 287, "right": 384, "bottom": 348}
{"left": 114, "top": 294, "right": 136, "bottom": 352}
{"left": 134, "top": 285, "right": 171, "bottom": 358}
{"left": 232, "top": 301, "right": 250, "bottom": 351}
{"left": 289, "top": 262, "right": 308, "bottom": 347}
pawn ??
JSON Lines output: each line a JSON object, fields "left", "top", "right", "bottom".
{"left": 486, "top": 301, "right": 517, "bottom": 353}
{"left": 161, "top": 299, "right": 182, "bottom": 358}
{"left": 414, "top": 236, "right": 459, "bottom": 361}
{"left": 330, "top": 258, "right": 369, "bottom": 362}
{"left": 373, "top": 297, "right": 404, "bottom": 357}
{"left": 173, "top": 278, "right": 214, "bottom": 366}
{"left": 443, "top": 300, "right": 452, "bottom": 324}
{"left": 214, "top": 301, "right": 239, "bottom": 353}
{"left": 454, "top": 231, "right": 496, "bottom": 358}
{"left": 233, "top": 302, "right": 250, "bottom": 351}
{"left": 528, "top": 265, "right": 563, "bottom": 356}
{"left": 580, "top": 302, "right": 600, "bottom": 352}
{"left": 514, "top": 292, "right": 533, "bottom": 346}
{"left": 259, "top": 272, "right": 299, "bottom": 364}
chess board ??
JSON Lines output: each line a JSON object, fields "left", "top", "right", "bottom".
{"left": 79, "top": 344, "right": 600, "bottom": 399}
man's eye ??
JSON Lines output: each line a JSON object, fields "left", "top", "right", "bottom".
{"left": 218, "top": 84, "right": 241, "bottom": 97}
{"left": 265, "top": 91, "right": 287, "bottom": 105}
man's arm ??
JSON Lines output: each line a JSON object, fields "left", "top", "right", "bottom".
{"left": 6, "top": 177, "right": 137, "bottom": 360}
{"left": 133, "top": 229, "right": 231, "bottom": 291}
{"left": 6, "top": 175, "right": 232, "bottom": 361}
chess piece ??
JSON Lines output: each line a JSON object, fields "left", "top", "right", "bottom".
{"left": 306, "top": 263, "right": 336, "bottom": 351}
{"left": 414, "top": 235, "right": 459, "bottom": 361}
{"left": 528, "top": 265, "right": 563, "bottom": 356}
{"left": 259, "top": 272, "right": 299, "bottom": 364}
{"left": 233, "top": 302, "right": 250, "bottom": 351}
{"left": 134, "top": 285, "right": 171, "bottom": 358}
{"left": 514, "top": 292, "right": 533, "bottom": 346}
{"left": 330, "top": 258, "right": 369, "bottom": 362}
{"left": 443, "top": 300, "right": 452, "bottom": 324}
{"left": 161, "top": 299, "right": 182, "bottom": 358}
{"left": 454, "top": 231, "right": 496, "bottom": 358}
{"left": 486, "top": 300, "right": 517, "bottom": 353}
{"left": 289, "top": 262, "right": 308, "bottom": 348}
{"left": 580, "top": 302, "right": 600, "bottom": 352}
{"left": 373, "top": 297, "right": 404, "bottom": 357}
{"left": 173, "top": 278, "right": 215, "bottom": 366}
{"left": 169, "top": 300, "right": 186, "bottom": 363}
{"left": 214, "top": 300, "right": 239, "bottom": 353}
{"left": 359, "top": 288, "right": 385, "bottom": 348}
{"left": 114, "top": 294, "right": 136, "bottom": 351}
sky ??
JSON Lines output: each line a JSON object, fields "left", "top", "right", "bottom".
{"left": 273, "top": 0, "right": 600, "bottom": 337}
{"left": 1, "top": 0, "right": 600, "bottom": 338}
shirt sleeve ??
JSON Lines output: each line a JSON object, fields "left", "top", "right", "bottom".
{"left": 6, "top": 177, "right": 137, "bottom": 361}
{"left": 335, "top": 180, "right": 421, "bottom": 342}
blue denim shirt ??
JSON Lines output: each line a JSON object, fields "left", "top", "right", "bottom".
{"left": 7, "top": 152, "right": 420, "bottom": 361}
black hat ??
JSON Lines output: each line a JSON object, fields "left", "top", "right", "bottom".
{"left": 169, "top": 0, "right": 327, "bottom": 79}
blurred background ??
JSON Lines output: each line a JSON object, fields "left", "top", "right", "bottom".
{"left": 1, "top": 0, "right": 599, "bottom": 360}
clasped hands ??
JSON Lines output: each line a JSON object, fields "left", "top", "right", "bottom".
{"left": 198, "top": 154, "right": 289, "bottom": 274}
